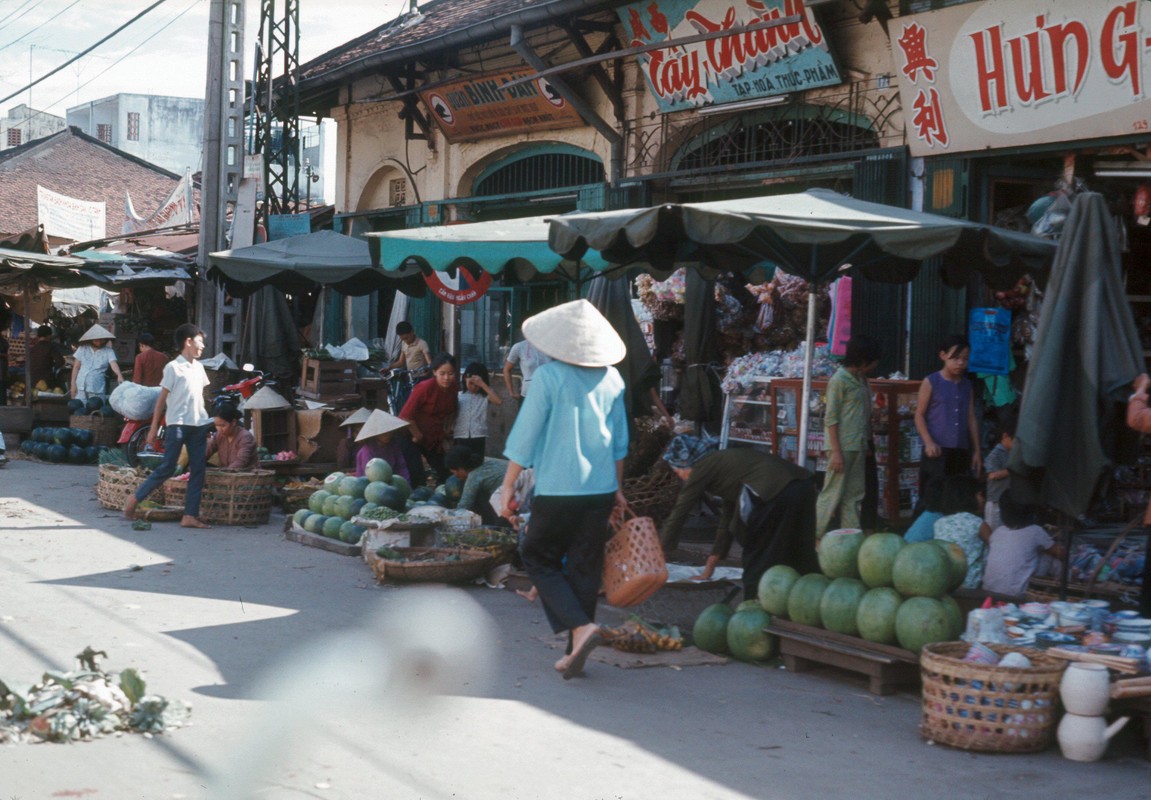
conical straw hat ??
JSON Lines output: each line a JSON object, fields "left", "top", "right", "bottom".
{"left": 78, "top": 323, "right": 115, "bottom": 343}
{"left": 340, "top": 407, "right": 373, "bottom": 427}
{"left": 521, "top": 299, "right": 625, "bottom": 367}
{"left": 243, "top": 386, "right": 292, "bottom": 411}
{"left": 355, "top": 409, "right": 410, "bottom": 442}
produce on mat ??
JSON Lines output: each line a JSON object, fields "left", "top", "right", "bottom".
{"left": 692, "top": 603, "right": 735, "bottom": 655}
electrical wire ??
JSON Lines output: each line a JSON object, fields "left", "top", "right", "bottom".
{"left": 0, "top": 0, "right": 40, "bottom": 34}
{"left": 0, "top": 0, "right": 84, "bottom": 53}
{"left": 0, "top": 0, "right": 172, "bottom": 107}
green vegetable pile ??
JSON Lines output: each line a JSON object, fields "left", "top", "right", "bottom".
{"left": 359, "top": 506, "right": 410, "bottom": 522}
{"left": 374, "top": 546, "right": 463, "bottom": 563}
{"left": 0, "top": 647, "right": 190, "bottom": 743}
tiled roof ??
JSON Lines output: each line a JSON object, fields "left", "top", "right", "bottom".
{"left": 299, "top": 0, "right": 618, "bottom": 88}
{"left": 0, "top": 127, "right": 183, "bottom": 241}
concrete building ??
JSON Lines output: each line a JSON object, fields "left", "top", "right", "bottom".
{"left": 0, "top": 104, "right": 65, "bottom": 151}
{"left": 66, "top": 94, "right": 204, "bottom": 176}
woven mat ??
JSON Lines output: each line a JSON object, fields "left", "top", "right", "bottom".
{"left": 540, "top": 635, "right": 728, "bottom": 669}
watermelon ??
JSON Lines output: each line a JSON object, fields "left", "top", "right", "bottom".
{"left": 933, "top": 540, "right": 969, "bottom": 592}
{"left": 68, "top": 445, "right": 86, "bottom": 464}
{"left": 857, "top": 532, "right": 905, "bottom": 588}
{"left": 308, "top": 490, "right": 332, "bottom": 514}
{"left": 410, "top": 486, "right": 433, "bottom": 502}
{"left": 322, "top": 516, "right": 344, "bottom": 539}
{"left": 349, "top": 499, "right": 366, "bottom": 517}
{"left": 892, "top": 541, "right": 952, "bottom": 598}
{"left": 819, "top": 577, "right": 868, "bottom": 636}
{"left": 363, "top": 481, "right": 391, "bottom": 505}
{"left": 818, "top": 529, "right": 863, "bottom": 579}
{"left": 334, "top": 495, "right": 358, "bottom": 520}
{"left": 293, "top": 508, "right": 311, "bottom": 527}
{"left": 390, "top": 474, "right": 411, "bottom": 502}
{"left": 73, "top": 429, "right": 93, "bottom": 448}
{"left": 85, "top": 445, "right": 99, "bottom": 463}
{"left": 443, "top": 474, "right": 464, "bottom": 502}
{"left": 758, "top": 565, "right": 800, "bottom": 617}
{"left": 339, "top": 522, "right": 365, "bottom": 544}
{"left": 364, "top": 458, "right": 393, "bottom": 484}
{"left": 323, "top": 472, "right": 345, "bottom": 490}
{"left": 787, "top": 573, "right": 831, "bottom": 628}
{"left": 20, "top": 440, "right": 34, "bottom": 455}
{"left": 53, "top": 429, "right": 72, "bottom": 447}
{"left": 856, "top": 587, "right": 903, "bottom": 645}
{"left": 321, "top": 495, "right": 340, "bottom": 517}
{"left": 337, "top": 476, "right": 361, "bottom": 497}
{"left": 303, "top": 513, "right": 326, "bottom": 534}
{"left": 359, "top": 502, "right": 380, "bottom": 517}
{"left": 85, "top": 397, "right": 103, "bottom": 412}
{"left": 939, "top": 594, "right": 965, "bottom": 640}
{"left": 693, "top": 603, "right": 735, "bottom": 654}
{"left": 895, "top": 596, "right": 951, "bottom": 653}
{"left": 726, "top": 606, "right": 776, "bottom": 662}
{"left": 67, "top": 399, "right": 85, "bottom": 413}
{"left": 47, "top": 444, "right": 67, "bottom": 463}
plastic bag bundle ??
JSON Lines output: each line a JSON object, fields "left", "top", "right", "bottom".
{"left": 110, "top": 381, "right": 162, "bottom": 421}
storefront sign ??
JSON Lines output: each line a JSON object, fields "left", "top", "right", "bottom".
{"left": 423, "top": 265, "right": 492, "bottom": 305}
{"left": 419, "top": 68, "right": 584, "bottom": 142}
{"left": 37, "top": 185, "right": 105, "bottom": 242}
{"left": 892, "top": 0, "right": 1151, "bottom": 157}
{"left": 617, "top": 0, "right": 841, "bottom": 114}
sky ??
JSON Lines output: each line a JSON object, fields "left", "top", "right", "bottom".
{"left": 0, "top": 0, "right": 407, "bottom": 119}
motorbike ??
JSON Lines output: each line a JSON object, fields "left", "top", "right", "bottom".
{"left": 210, "top": 363, "right": 276, "bottom": 414}
{"left": 381, "top": 365, "right": 430, "bottom": 414}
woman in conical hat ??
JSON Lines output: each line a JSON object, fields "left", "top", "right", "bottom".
{"left": 71, "top": 323, "right": 123, "bottom": 403}
{"left": 353, "top": 409, "right": 411, "bottom": 481}
{"left": 496, "top": 299, "right": 629, "bottom": 680}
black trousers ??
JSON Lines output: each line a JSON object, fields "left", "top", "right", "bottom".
{"left": 915, "top": 447, "right": 971, "bottom": 515}
{"left": 456, "top": 437, "right": 486, "bottom": 459}
{"left": 521, "top": 493, "right": 616, "bottom": 644}
{"left": 740, "top": 478, "right": 818, "bottom": 600}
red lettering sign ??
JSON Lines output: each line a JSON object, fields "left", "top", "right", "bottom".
{"left": 897, "top": 23, "right": 938, "bottom": 82}
{"left": 912, "top": 87, "right": 950, "bottom": 147}
{"left": 423, "top": 267, "right": 493, "bottom": 306}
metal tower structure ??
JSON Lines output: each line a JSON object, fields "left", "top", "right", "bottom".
{"left": 253, "top": 0, "right": 301, "bottom": 221}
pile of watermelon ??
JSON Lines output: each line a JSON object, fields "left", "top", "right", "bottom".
{"left": 693, "top": 531, "right": 969, "bottom": 659}
{"left": 19, "top": 427, "right": 110, "bottom": 464}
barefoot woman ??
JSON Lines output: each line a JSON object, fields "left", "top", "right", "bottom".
{"left": 497, "top": 300, "right": 629, "bottom": 679}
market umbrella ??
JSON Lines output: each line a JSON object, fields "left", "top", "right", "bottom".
{"left": 1008, "top": 192, "right": 1144, "bottom": 518}
{"left": 549, "top": 188, "right": 1058, "bottom": 466}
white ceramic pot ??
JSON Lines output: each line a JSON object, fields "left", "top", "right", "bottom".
{"left": 1060, "top": 662, "right": 1111, "bottom": 716}
{"left": 1057, "top": 712, "right": 1129, "bottom": 762}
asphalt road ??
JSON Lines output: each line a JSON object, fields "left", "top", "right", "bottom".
{"left": 1, "top": 457, "right": 1149, "bottom": 799}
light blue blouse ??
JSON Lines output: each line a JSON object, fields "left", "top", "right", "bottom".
{"left": 503, "top": 360, "right": 628, "bottom": 496}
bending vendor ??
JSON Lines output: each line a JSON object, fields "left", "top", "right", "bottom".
{"left": 205, "top": 405, "right": 259, "bottom": 470}
{"left": 660, "top": 435, "right": 819, "bottom": 601}
{"left": 353, "top": 409, "right": 412, "bottom": 482}
{"left": 445, "top": 444, "right": 507, "bottom": 526}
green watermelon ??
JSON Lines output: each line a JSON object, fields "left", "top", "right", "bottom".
{"left": 339, "top": 521, "right": 365, "bottom": 544}
{"left": 692, "top": 603, "right": 735, "bottom": 654}
{"left": 349, "top": 498, "right": 366, "bottom": 517}
{"left": 933, "top": 540, "right": 969, "bottom": 592}
{"left": 337, "top": 476, "right": 361, "bottom": 497}
{"left": 787, "top": 573, "right": 831, "bottom": 628}
{"left": 410, "top": 486, "right": 433, "bottom": 502}
{"left": 892, "top": 541, "right": 952, "bottom": 598}
{"left": 73, "top": 429, "right": 93, "bottom": 447}
{"left": 737, "top": 599, "right": 762, "bottom": 612}
{"left": 293, "top": 508, "right": 311, "bottom": 527}
{"left": 818, "top": 529, "right": 863, "bottom": 579}
{"left": 857, "top": 532, "right": 905, "bottom": 588}
{"left": 359, "top": 502, "right": 380, "bottom": 517}
{"left": 819, "top": 577, "right": 868, "bottom": 636}
{"left": 67, "top": 399, "right": 85, "bottom": 413}
{"left": 321, "top": 495, "right": 340, "bottom": 517}
{"left": 939, "top": 594, "right": 965, "bottom": 640}
{"left": 322, "top": 516, "right": 344, "bottom": 539}
{"left": 363, "top": 481, "right": 391, "bottom": 505}
{"left": 895, "top": 596, "right": 951, "bottom": 653}
{"left": 726, "top": 606, "right": 776, "bottom": 662}
{"left": 390, "top": 474, "right": 411, "bottom": 502}
{"left": 308, "top": 490, "right": 332, "bottom": 514}
{"left": 443, "top": 474, "right": 463, "bottom": 502}
{"left": 53, "top": 429, "right": 72, "bottom": 447}
{"left": 323, "top": 471, "right": 345, "bottom": 489}
{"left": 68, "top": 445, "right": 86, "bottom": 463}
{"left": 758, "top": 565, "right": 800, "bottom": 617}
{"left": 303, "top": 513, "right": 326, "bottom": 534}
{"left": 364, "top": 458, "right": 393, "bottom": 484}
{"left": 47, "top": 444, "right": 67, "bottom": 463}
{"left": 856, "top": 587, "right": 903, "bottom": 645}
{"left": 334, "top": 495, "right": 358, "bottom": 520}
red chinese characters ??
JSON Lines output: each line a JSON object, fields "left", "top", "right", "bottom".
{"left": 897, "top": 23, "right": 938, "bottom": 82}
{"left": 896, "top": 21, "right": 949, "bottom": 148}
{"left": 912, "top": 87, "right": 949, "bottom": 147}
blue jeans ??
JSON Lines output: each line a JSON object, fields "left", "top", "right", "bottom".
{"left": 134, "top": 424, "right": 210, "bottom": 518}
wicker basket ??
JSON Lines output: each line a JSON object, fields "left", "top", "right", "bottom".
{"left": 920, "top": 642, "right": 1067, "bottom": 753}
{"left": 602, "top": 508, "right": 669, "bottom": 607}
{"left": 71, "top": 414, "right": 122, "bottom": 447}
{"left": 96, "top": 464, "right": 158, "bottom": 510}
{"left": 438, "top": 527, "right": 518, "bottom": 564}
{"left": 622, "top": 461, "right": 681, "bottom": 525}
{"left": 365, "top": 546, "right": 491, "bottom": 584}
{"left": 163, "top": 469, "right": 275, "bottom": 526}
{"left": 276, "top": 483, "right": 320, "bottom": 513}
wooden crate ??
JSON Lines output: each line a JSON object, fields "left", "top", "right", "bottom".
{"left": 767, "top": 618, "right": 921, "bottom": 695}
{"left": 249, "top": 407, "right": 297, "bottom": 456}
{"left": 357, "top": 377, "right": 387, "bottom": 409}
{"left": 300, "top": 359, "right": 356, "bottom": 397}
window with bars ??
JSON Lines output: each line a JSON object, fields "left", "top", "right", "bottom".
{"left": 473, "top": 152, "right": 603, "bottom": 196}
{"left": 97, "top": 124, "right": 113, "bottom": 143}
{"left": 6, "top": 128, "right": 20, "bottom": 147}
{"left": 127, "top": 112, "right": 140, "bottom": 141}
{"left": 389, "top": 178, "right": 407, "bottom": 207}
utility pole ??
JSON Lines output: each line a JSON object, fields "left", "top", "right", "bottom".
{"left": 197, "top": 0, "right": 247, "bottom": 357}
{"left": 254, "top": 0, "right": 301, "bottom": 225}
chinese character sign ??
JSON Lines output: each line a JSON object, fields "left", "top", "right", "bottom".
{"left": 618, "top": 0, "right": 842, "bottom": 113}
{"left": 891, "top": 0, "right": 1151, "bottom": 156}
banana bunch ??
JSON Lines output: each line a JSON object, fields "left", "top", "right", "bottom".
{"left": 604, "top": 616, "right": 683, "bottom": 654}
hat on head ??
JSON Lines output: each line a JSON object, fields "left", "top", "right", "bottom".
{"left": 243, "top": 386, "right": 292, "bottom": 411}
{"left": 78, "top": 323, "right": 115, "bottom": 343}
{"left": 521, "top": 299, "right": 625, "bottom": 367}
{"left": 355, "top": 409, "right": 410, "bottom": 442}
{"left": 340, "top": 407, "right": 372, "bottom": 427}
{"left": 662, "top": 434, "right": 718, "bottom": 469}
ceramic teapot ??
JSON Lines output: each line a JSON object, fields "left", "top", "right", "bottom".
{"left": 1060, "top": 662, "right": 1111, "bottom": 716}
{"left": 1057, "top": 713, "right": 1129, "bottom": 762}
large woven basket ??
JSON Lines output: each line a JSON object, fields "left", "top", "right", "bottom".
{"left": 622, "top": 461, "right": 681, "bottom": 525}
{"left": 71, "top": 414, "right": 122, "bottom": 447}
{"left": 437, "top": 527, "right": 518, "bottom": 565}
{"left": 96, "top": 464, "right": 157, "bottom": 510}
{"left": 163, "top": 469, "right": 275, "bottom": 526}
{"left": 365, "top": 546, "right": 490, "bottom": 584}
{"left": 920, "top": 642, "right": 1067, "bottom": 753}
{"left": 602, "top": 508, "right": 668, "bottom": 607}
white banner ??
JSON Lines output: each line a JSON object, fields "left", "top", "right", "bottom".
{"left": 37, "top": 185, "right": 106, "bottom": 242}
{"left": 123, "top": 170, "right": 195, "bottom": 234}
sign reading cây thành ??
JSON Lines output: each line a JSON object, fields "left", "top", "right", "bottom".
{"left": 419, "top": 68, "right": 584, "bottom": 142}
{"left": 891, "top": 0, "right": 1151, "bottom": 157}
{"left": 617, "top": 0, "right": 842, "bottom": 114}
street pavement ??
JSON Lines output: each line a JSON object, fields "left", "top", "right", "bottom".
{"left": 1, "top": 458, "right": 1149, "bottom": 799}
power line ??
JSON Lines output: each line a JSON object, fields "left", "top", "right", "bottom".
{"left": 0, "top": 0, "right": 84, "bottom": 54}
{"left": 0, "top": 0, "right": 171, "bottom": 107}
{"left": 0, "top": 0, "right": 40, "bottom": 34}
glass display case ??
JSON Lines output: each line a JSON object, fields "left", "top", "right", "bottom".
{"left": 721, "top": 377, "right": 923, "bottom": 523}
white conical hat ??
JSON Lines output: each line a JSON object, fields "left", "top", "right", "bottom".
{"left": 340, "top": 407, "right": 372, "bottom": 427}
{"left": 521, "top": 299, "right": 625, "bottom": 367}
{"left": 355, "top": 409, "right": 410, "bottom": 442}
{"left": 243, "top": 386, "right": 292, "bottom": 411}
{"left": 78, "top": 324, "right": 115, "bottom": 343}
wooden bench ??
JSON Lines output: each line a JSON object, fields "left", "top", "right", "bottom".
{"left": 767, "top": 618, "right": 920, "bottom": 695}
